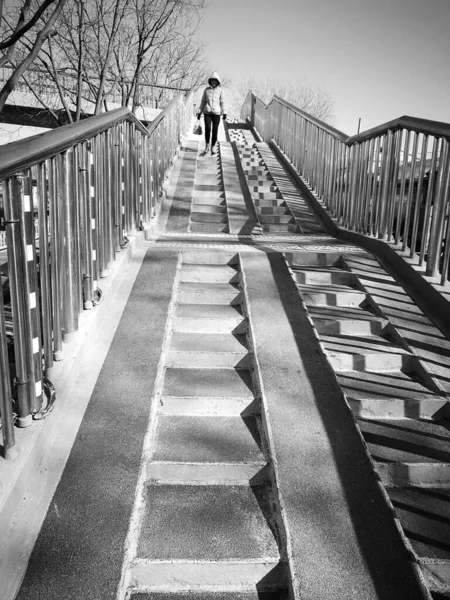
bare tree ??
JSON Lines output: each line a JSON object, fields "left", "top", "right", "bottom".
{"left": 0, "top": 0, "right": 69, "bottom": 111}
{"left": 231, "top": 76, "right": 334, "bottom": 124}
{"left": 112, "top": 0, "right": 207, "bottom": 112}
{"left": 25, "top": 0, "right": 208, "bottom": 120}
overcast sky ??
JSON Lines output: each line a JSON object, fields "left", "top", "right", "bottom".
{"left": 197, "top": 0, "right": 450, "bottom": 134}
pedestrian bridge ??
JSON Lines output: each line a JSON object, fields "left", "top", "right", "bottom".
{"left": 0, "top": 90, "right": 449, "bottom": 600}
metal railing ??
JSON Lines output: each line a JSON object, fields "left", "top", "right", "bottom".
{"left": 0, "top": 89, "right": 194, "bottom": 458}
{"left": 242, "top": 92, "right": 450, "bottom": 285}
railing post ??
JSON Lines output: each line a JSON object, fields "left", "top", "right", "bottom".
{"left": 37, "top": 161, "right": 53, "bottom": 371}
{"left": 426, "top": 138, "right": 450, "bottom": 277}
{"left": 0, "top": 270, "right": 15, "bottom": 455}
{"left": 61, "top": 150, "right": 81, "bottom": 341}
{"left": 377, "top": 129, "right": 396, "bottom": 240}
{"left": 4, "top": 177, "right": 34, "bottom": 426}
{"left": 79, "top": 142, "right": 94, "bottom": 309}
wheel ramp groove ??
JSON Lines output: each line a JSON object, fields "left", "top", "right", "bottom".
{"left": 6, "top": 121, "right": 450, "bottom": 600}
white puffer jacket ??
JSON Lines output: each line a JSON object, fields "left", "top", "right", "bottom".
{"left": 198, "top": 72, "right": 227, "bottom": 116}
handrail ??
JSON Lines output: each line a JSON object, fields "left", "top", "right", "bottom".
{"left": 242, "top": 91, "right": 450, "bottom": 287}
{"left": 0, "top": 108, "right": 148, "bottom": 180}
{"left": 0, "top": 88, "right": 194, "bottom": 457}
{"left": 348, "top": 115, "right": 450, "bottom": 145}
{"left": 253, "top": 93, "right": 450, "bottom": 144}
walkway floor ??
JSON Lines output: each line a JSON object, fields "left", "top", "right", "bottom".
{"left": 7, "top": 122, "right": 450, "bottom": 600}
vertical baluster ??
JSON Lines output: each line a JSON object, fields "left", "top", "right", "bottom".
{"left": 439, "top": 202, "right": 450, "bottom": 284}
{"left": 419, "top": 137, "right": 440, "bottom": 266}
{"left": 48, "top": 157, "right": 64, "bottom": 360}
{"left": 372, "top": 134, "right": 388, "bottom": 237}
{"left": 401, "top": 132, "right": 419, "bottom": 251}
{"left": 4, "top": 177, "right": 32, "bottom": 426}
{"left": 106, "top": 131, "right": 115, "bottom": 269}
{"left": 347, "top": 143, "right": 359, "bottom": 230}
{"left": 377, "top": 129, "right": 396, "bottom": 239}
{"left": 340, "top": 146, "right": 351, "bottom": 226}
{"left": 355, "top": 141, "right": 368, "bottom": 232}
{"left": 22, "top": 173, "right": 43, "bottom": 413}
{"left": 327, "top": 138, "right": 337, "bottom": 214}
{"left": 409, "top": 134, "right": 429, "bottom": 255}
{"left": 89, "top": 142, "right": 100, "bottom": 291}
{"left": 61, "top": 150, "right": 81, "bottom": 340}
{"left": 394, "top": 131, "right": 410, "bottom": 244}
{"left": 334, "top": 142, "right": 345, "bottom": 220}
{"left": 37, "top": 162, "right": 53, "bottom": 371}
{"left": 0, "top": 266, "right": 14, "bottom": 454}
{"left": 386, "top": 130, "right": 403, "bottom": 241}
{"left": 426, "top": 138, "right": 450, "bottom": 277}
{"left": 79, "top": 142, "right": 94, "bottom": 309}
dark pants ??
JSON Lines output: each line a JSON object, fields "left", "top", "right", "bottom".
{"left": 204, "top": 114, "right": 220, "bottom": 147}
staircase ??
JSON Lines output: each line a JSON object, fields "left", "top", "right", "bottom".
{"left": 189, "top": 148, "right": 229, "bottom": 233}
{"left": 118, "top": 249, "right": 290, "bottom": 598}
{"left": 286, "top": 249, "right": 450, "bottom": 597}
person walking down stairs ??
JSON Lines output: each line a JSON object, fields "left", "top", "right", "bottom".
{"left": 197, "top": 71, "right": 227, "bottom": 155}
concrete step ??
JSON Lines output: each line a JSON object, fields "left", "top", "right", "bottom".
{"left": 314, "top": 317, "right": 386, "bottom": 336}
{"left": 171, "top": 316, "right": 247, "bottom": 334}
{"left": 130, "top": 591, "right": 288, "bottom": 599}
{"left": 136, "top": 484, "right": 279, "bottom": 560}
{"left": 246, "top": 174, "right": 274, "bottom": 182}
{"left": 358, "top": 418, "right": 450, "bottom": 486}
{"left": 297, "top": 284, "right": 367, "bottom": 307}
{"left": 181, "top": 251, "right": 239, "bottom": 265}
{"left": 174, "top": 303, "right": 243, "bottom": 319}
{"left": 152, "top": 415, "right": 264, "bottom": 463}
{"left": 189, "top": 222, "right": 229, "bottom": 234}
{"left": 177, "top": 282, "right": 241, "bottom": 305}
{"left": 258, "top": 206, "right": 290, "bottom": 215}
{"left": 322, "top": 333, "right": 415, "bottom": 372}
{"left": 191, "top": 203, "right": 226, "bottom": 213}
{"left": 196, "top": 167, "right": 221, "bottom": 176}
{"left": 259, "top": 215, "right": 294, "bottom": 225}
{"left": 292, "top": 267, "right": 357, "bottom": 286}
{"left": 254, "top": 198, "right": 285, "bottom": 208}
{"left": 387, "top": 486, "right": 450, "bottom": 560}
{"left": 191, "top": 211, "right": 226, "bottom": 223}
{"left": 192, "top": 194, "right": 225, "bottom": 204}
{"left": 244, "top": 168, "right": 267, "bottom": 175}
{"left": 263, "top": 223, "right": 299, "bottom": 233}
{"left": 251, "top": 192, "right": 282, "bottom": 200}
{"left": 285, "top": 252, "right": 345, "bottom": 268}
{"left": 249, "top": 184, "right": 278, "bottom": 193}
{"left": 192, "top": 196, "right": 226, "bottom": 206}
{"left": 167, "top": 332, "right": 249, "bottom": 367}
{"left": 166, "top": 350, "right": 251, "bottom": 368}
{"left": 179, "top": 264, "right": 239, "bottom": 283}
{"left": 194, "top": 183, "right": 225, "bottom": 192}
{"left": 194, "top": 173, "right": 222, "bottom": 183}
{"left": 163, "top": 367, "right": 254, "bottom": 398}
{"left": 170, "top": 332, "right": 248, "bottom": 353}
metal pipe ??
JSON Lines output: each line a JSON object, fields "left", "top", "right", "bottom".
{"left": 37, "top": 161, "right": 53, "bottom": 371}
{"left": 409, "top": 134, "right": 429, "bottom": 256}
{"left": 61, "top": 150, "right": 79, "bottom": 340}
{"left": 401, "top": 132, "right": 420, "bottom": 251}
{"left": 419, "top": 137, "right": 440, "bottom": 266}
{"left": 426, "top": 138, "right": 450, "bottom": 277}
{"left": 0, "top": 233, "right": 15, "bottom": 452}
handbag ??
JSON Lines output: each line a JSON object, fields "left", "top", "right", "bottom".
{"left": 193, "top": 123, "right": 202, "bottom": 135}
